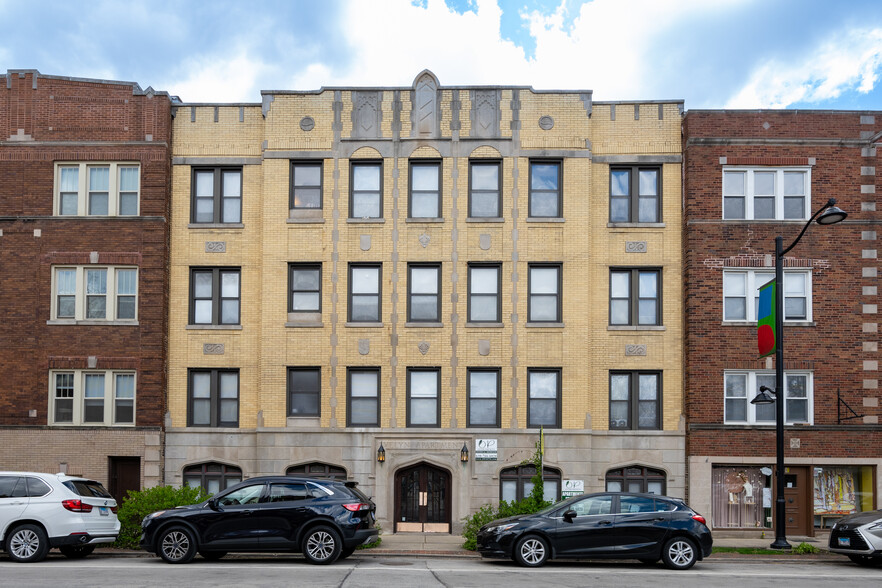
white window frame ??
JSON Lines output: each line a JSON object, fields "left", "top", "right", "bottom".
{"left": 722, "top": 167, "right": 811, "bottom": 221}
{"left": 54, "top": 162, "right": 140, "bottom": 217}
{"left": 49, "top": 370, "right": 136, "bottom": 426}
{"left": 722, "top": 269, "right": 811, "bottom": 323}
{"left": 723, "top": 370, "right": 813, "bottom": 425}
{"left": 51, "top": 266, "right": 139, "bottom": 323}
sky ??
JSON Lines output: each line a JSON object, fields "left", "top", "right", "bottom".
{"left": 2, "top": 0, "right": 882, "bottom": 110}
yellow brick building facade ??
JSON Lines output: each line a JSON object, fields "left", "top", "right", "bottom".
{"left": 166, "top": 71, "right": 684, "bottom": 533}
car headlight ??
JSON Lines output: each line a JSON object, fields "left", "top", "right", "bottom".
{"left": 486, "top": 523, "right": 518, "bottom": 535}
{"left": 141, "top": 511, "right": 167, "bottom": 526}
{"left": 868, "top": 521, "right": 882, "bottom": 530}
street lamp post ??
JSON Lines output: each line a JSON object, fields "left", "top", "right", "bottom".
{"left": 751, "top": 198, "right": 846, "bottom": 550}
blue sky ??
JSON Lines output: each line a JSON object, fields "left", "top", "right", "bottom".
{"left": 2, "top": 0, "right": 882, "bottom": 109}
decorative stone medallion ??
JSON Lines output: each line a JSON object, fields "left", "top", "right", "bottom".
{"left": 300, "top": 116, "right": 315, "bottom": 131}
{"left": 479, "top": 234, "right": 491, "bottom": 250}
{"left": 206, "top": 241, "right": 227, "bottom": 253}
{"left": 419, "top": 233, "right": 430, "bottom": 248}
{"left": 538, "top": 116, "right": 554, "bottom": 130}
{"left": 203, "top": 343, "right": 225, "bottom": 355}
{"left": 358, "top": 339, "right": 370, "bottom": 355}
{"left": 418, "top": 341, "right": 430, "bottom": 355}
{"left": 625, "top": 344, "right": 647, "bottom": 356}
{"left": 626, "top": 241, "right": 647, "bottom": 253}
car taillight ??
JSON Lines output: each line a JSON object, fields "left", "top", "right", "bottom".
{"left": 342, "top": 503, "right": 371, "bottom": 512}
{"left": 62, "top": 499, "right": 93, "bottom": 513}
{"left": 692, "top": 514, "right": 707, "bottom": 526}
{"left": 111, "top": 506, "right": 118, "bottom": 514}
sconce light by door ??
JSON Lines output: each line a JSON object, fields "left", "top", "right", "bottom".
{"left": 377, "top": 443, "right": 386, "bottom": 463}
{"left": 460, "top": 443, "right": 469, "bottom": 463}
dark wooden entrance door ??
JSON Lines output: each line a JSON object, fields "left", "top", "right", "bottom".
{"left": 395, "top": 463, "right": 450, "bottom": 533}
{"left": 780, "top": 466, "right": 809, "bottom": 536}
{"left": 108, "top": 457, "right": 141, "bottom": 505}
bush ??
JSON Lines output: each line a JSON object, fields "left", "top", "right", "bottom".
{"left": 461, "top": 497, "right": 549, "bottom": 551}
{"left": 793, "top": 541, "right": 820, "bottom": 555}
{"left": 114, "top": 485, "right": 210, "bottom": 549}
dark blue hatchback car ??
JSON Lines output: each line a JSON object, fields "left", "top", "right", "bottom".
{"left": 140, "top": 476, "right": 377, "bottom": 564}
{"left": 477, "top": 492, "right": 712, "bottom": 569}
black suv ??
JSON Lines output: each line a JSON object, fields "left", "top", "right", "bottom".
{"left": 140, "top": 476, "right": 377, "bottom": 564}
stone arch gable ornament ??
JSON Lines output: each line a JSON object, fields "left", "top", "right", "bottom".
{"left": 411, "top": 69, "right": 440, "bottom": 138}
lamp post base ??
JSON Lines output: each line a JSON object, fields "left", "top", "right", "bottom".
{"left": 770, "top": 538, "right": 792, "bottom": 550}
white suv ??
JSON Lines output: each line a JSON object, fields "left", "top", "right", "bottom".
{"left": 0, "top": 472, "right": 120, "bottom": 562}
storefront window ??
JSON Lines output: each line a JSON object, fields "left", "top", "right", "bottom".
{"left": 712, "top": 466, "right": 771, "bottom": 529}
{"left": 814, "top": 466, "right": 875, "bottom": 528}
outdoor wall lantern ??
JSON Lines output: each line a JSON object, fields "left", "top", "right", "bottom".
{"left": 377, "top": 443, "right": 386, "bottom": 463}
{"left": 460, "top": 443, "right": 469, "bottom": 463}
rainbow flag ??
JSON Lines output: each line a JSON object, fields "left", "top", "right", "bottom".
{"left": 757, "top": 280, "right": 776, "bottom": 358}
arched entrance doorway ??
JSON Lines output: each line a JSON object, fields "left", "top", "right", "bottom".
{"left": 394, "top": 462, "right": 451, "bottom": 533}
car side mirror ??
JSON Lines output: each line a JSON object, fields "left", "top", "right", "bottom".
{"left": 563, "top": 509, "right": 577, "bottom": 523}
{"left": 208, "top": 498, "right": 221, "bottom": 511}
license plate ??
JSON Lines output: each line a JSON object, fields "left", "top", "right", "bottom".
{"left": 99, "top": 507, "right": 109, "bottom": 516}
{"left": 838, "top": 537, "right": 851, "bottom": 547}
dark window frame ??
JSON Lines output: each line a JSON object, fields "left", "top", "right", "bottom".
{"left": 527, "top": 368, "right": 562, "bottom": 429}
{"left": 287, "top": 367, "right": 321, "bottom": 417}
{"left": 189, "top": 267, "right": 241, "bottom": 325}
{"left": 609, "top": 267, "right": 662, "bottom": 326}
{"left": 468, "top": 160, "right": 502, "bottom": 218}
{"left": 527, "top": 263, "right": 562, "bottom": 323}
{"left": 408, "top": 159, "right": 442, "bottom": 219}
{"left": 289, "top": 160, "right": 324, "bottom": 210}
{"left": 528, "top": 160, "right": 562, "bottom": 218}
{"left": 467, "top": 367, "right": 501, "bottom": 428}
{"left": 348, "top": 263, "right": 382, "bottom": 323}
{"left": 609, "top": 165, "right": 662, "bottom": 223}
{"left": 183, "top": 462, "right": 242, "bottom": 492}
{"left": 499, "top": 465, "right": 562, "bottom": 502}
{"left": 605, "top": 466, "right": 667, "bottom": 494}
{"left": 190, "top": 167, "right": 243, "bottom": 224}
{"left": 406, "top": 367, "right": 441, "bottom": 428}
{"left": 468, "top": 262, "right": 502, "bottom": 323}
{"left": 187, "top": 368, "right": 240, "bottom": 427}
{"left": 285, "top": 462, "right": 347, "bottom": 479}
{"left": 407, "top": 263, "right": 441, "bottom": 322}
{"left": 609, "top": 370, "right": 662, "bottom": 430}
{"left": 346, "top": 367, "right": 381, "bottom": 427}
{"left": 349, "top": 160, "right": 384, "bottom": 219}
{"left": 288, "top": 263, "right": 322, "bottom": 313}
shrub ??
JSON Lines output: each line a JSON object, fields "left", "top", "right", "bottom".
{"left": 114, "top": 485, "right": 210, "bottom": 549}
{"left": 793, "top": 541, "right": 820, "bottom": 555}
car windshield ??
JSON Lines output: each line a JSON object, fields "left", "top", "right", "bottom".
{"left": 63, "top": 480, "right": 113, "bottom": 498}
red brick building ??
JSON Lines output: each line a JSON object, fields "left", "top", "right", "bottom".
{"left": 684, "top": 110, "right": 882, "bottom": 537}
{"left": 0, "top": 70, "right": 174, "bottom": 501}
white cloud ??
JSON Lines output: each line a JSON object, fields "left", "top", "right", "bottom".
{"left": 167, "top": 53, "right": 272, "bottom": 102}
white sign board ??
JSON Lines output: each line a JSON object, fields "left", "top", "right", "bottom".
{"left": 475, "top": 438, "right": 498, "bottom": 461}
{"left": 562, "top": 479, "right": 584, "bottom": 498}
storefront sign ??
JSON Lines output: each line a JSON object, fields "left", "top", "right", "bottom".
{"left": 562, "top": 479, "right": 584, "bottom": 498}
{"left": 475, "top": 438, "right": 497, "bottom": 461}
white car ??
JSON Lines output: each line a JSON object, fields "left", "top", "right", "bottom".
{"left": 829, "top": 509, "right": 882, "bottom": 567}
{"left": 0, "top": 472, "right": 120, "bottom": 562}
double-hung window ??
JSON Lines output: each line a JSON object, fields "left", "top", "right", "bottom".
{"left": 610, "top": 166, "right": 660, "bottom": 223}
{"left": 527, "top": 368, "right": 561, "bottom": 428}
{"left": 188, "top": 369, "right": 239, "bottom": 427}
{"left": 724, "top": 371, "right": 812, "bottom": 424}
{"left": 469, "top": 161, "right": 501, "bottom": 218}
{"left": 407, "top": 368, "right": 440, "bottom": 427}
{"left": 468, "top": 263, "right": 501, "bottom": 323}
{"left": 529, "top": 161, "right": 561, "bottom": 218}
{"left": 53, "top": 266, "right": 138, "bottom": 322}
{"left": 528, "top": 264, "right": 561, "bottom": 323}
{"left": 610, "top": 268, "right": 661, "bottom": 326}
{"left": 609, "top": 371, "right": 661, "bottom": 430}
{"left": 467, "top": 368, "right": 500, "bottom": 427}
{"left": 55, "top": 163, "right": 140, "bottom": 216}
{"left": 290, "top": 161, "right": 323, "bottom": 211}
{"left": 407, "top": 263, "right": 440, "bottom": 322}
{"left": 723, "top": 269, "right": 810, "bottom": 322}
{"left": 192, "top": 168, "right": 242, "bottom": 224}
{"left": 50, "top": 370, "right": 136, "bottom": 426}
{"left": 347, "top": 368, "right": 380, "bottom": 427}
{"left": 288, "top": 367, "right": 320, "bottom": 417}
{"left": 723, "top": 168, "right": 809, "bottom": 220}
{"left": 348, "top": 263, "right": 381, "bottom": 322}
{"left": 190, "top": 268, "right": 241, "bottom": 325}
{"left": 289, "top": 263, "right": 321, "bottom": 313}
{"left": 350, "top": 161, "right": 382, "bottom": 218}
{"left": 409, "top": 161, "right": 441, "bottom": 218}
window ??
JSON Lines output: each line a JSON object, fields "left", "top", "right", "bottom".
{"left": 290, "top": 161, "right": 323, "bottom": 210}
{"left": 723, "top": 168, "right": 810, "bottom": 220}
{"left": 50, "top": 370, "right": 136, "bottom": 426}
{"left": 609, "top": 371, "right": 661, "bottom": 430}
{"left": 500, "top": 465, "right": 561, "bottom": 502}
{"left": 610, "top": 166, "right": 660, "bottom": 223}
{"left": 528, "top": 368, "right": 561, "bottom": 428}
{"left": 55, "top": 163, "right": 140, "bottom": 216}
{"left": 724, "top": 371, "right": 812, "bottom": 424}
{"left": 567, "top": 494, "right": 614, "bottom": 516}
{"left": 409, "top": 161, "right": 441, "bottom": 218}
{"left": 407, "top": 263, "right": 440, "bottom": 322}
{"left": 347, "top": 368, "right": 380, "bottom": 427}
{"left": 610, "top": 268, "right": 661, "bottom": 326}
{"left": 350, "top": 161, "right": 382, "bottom": 218}
{"left": 723, "top": 270, "right": 811, "bottom": 322}
{"left": 467, "top": 368, "right": 500, "bottom": 427}
{"left": 528, "top": 264, "right": 561, "bottom": 323}
{"left": 52, "top": 266, "right": 138, "bottom": 321}
{"left": 183, "top": 462, "right": 242, "bottom": 495}
{"left": 289, "top": 263, "right": 321, "bottom": 313}
{"left": 529, "top": 161, "right": 561, "bottom": 218}
{"left": 606, "top": 466, "right": 667, "bottom": 494}
{"left": 286, "top": 463, "right": 347, "bottom": 479}
{"left": 407, "top": 368, "right": 440, "bottom": 427}
{"left": 288, "top": 367, "right": 320, "bottom": 417}
{"left": 268, "top": 483, "right": 309, "bottom": 502}
{"left": 188, "top": 369, "right": 239, "bottom": 427}
{"left": 348, "top": 263, "right": 381, "bottom": 322}
{"left": 191, "top": 167, "right": 242, "bottom": 224}
{"left": 468, "top": 263, "right": 501, "bottom": 323}
{"left": 469, "top": 161, "right": 501, "bottom": 218}
{"left": 189, "top": 268, "right": 240, "bottom": 325}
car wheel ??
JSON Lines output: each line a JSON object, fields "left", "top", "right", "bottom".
{"left": 199, "top": 551, "right": 227, "bottom": 561}
{"left": 338, "top": 546, "right": 357, "bottom": 560}
{"left": 513, "top": 535, "right": 549, "bottom": 567}
{"left": 661, "top": 537, "right": 697, "bottom": 570}
{"left": 157, "top": 526, "right": 197, "bottom": 564}
{"left": 848, "top": 554, "right": 882, "bottom": 567}
{"left": 302, "top": 526, "right": 342, "bottom": 565}
{"left": 6, "top": 524, "right": 49, "bottom": 563}
{"left": 59, "top": 545, "right": 96, "bottom": 559}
